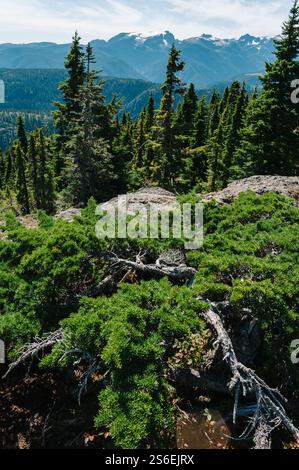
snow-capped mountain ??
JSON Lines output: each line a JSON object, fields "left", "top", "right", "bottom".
{"left": 0, "top": 31, "right": 275, "bottom": 88}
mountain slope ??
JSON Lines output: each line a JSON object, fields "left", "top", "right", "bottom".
{"left": 0, "top": 69, "right": 159, "bottom": 112}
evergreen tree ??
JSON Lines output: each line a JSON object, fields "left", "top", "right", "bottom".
{"left": 221, "top": 83, "right": 248, "bottom": 186}
{"left": 65, "top": 71, "right": 116, "bottom": 204}
{"left": 16, "top": 116, "right": 28, "bottom": 156}
{"left": 54, "top": 32, "right": 85, "bottom": 139}
{"left": 219, "top": 86, "right": 229, "bottom": 115}
{"left": 208, "top": 121, "right": 224, "bottom": 191}
{"left": 0, "top": 153, "right": 5, "bottom": 189}
{"left": 208, "top": 100, "right": 220, "bottom": 139}
{"left": 134, "top": 110, "right": 146, "bottom": 166}
{"left": 27, "top": 134, "right": 40, "bottom": 208}
{"left": 37, "top": 130, "right": 54, "bottom": 212}
{"left": 113, "top": 112, "right": 135, "bottom": 192}
{"left": 86, "top": 42, "right": 96, "bottom": 76}
{"left": 147, "top": 45, "right": 185, "bottom": 187}
{"left": 174, "top": 83, "right": 198, "bottom": 136}
{"left": 191, "top": 97, "right": 208, "bottom": 148}
{"left": 236, "top": 1, "right": 299, "bottom": 176}
{"left": 144, "top": 94, "right": 155, "bottom": 132}
{"left": 4, "top": 150, "right": 14, "bottom": 187}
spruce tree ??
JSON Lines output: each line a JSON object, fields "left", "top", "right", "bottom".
{"left": 174, "top": 83, "right": 198, "bottom": 136}
{"left": 192, "top": 97, "right": 208, "bottom": 148}
{"left": 15, "top": 142, "right": 30, "bottom": 214}
{"left": 16, "top": 116, "right": 28, "bottom": 156}
{"left": 33, "top": 129, "right": 56, "bottom": 213}
{"left": 86, "top": 42, "right": 96, "bottom": 76}
{"left": 27, "top": 134, "right": 40, "bottom": 209}
{"left": 208, "top": 121, "right": 224, "bottom": 191}
{"left": 54, "top": 32, "right": 85, "bottom": 139}
{"left": 134, "top": 110, "right": 146, "bottom": 166}
{"left": 65, "top": 70, "right": 116, "bottom": 204}
{"left": 221, "top": 83, "right": 248, "bottom": 186}
{"left": 148, "top": 45, "right": 185, "bottom": 187}
{"left": 208, "top": 96, "right": 220, "bottom": 139}
{"left": 0, "top": 153, "right": 5, "bottom": 190}
{"left": 144, "top": 94, "right": 155, "bottom": 132}
{"left": 4, "top": 150, "right": 14, "bottom": 187}
{"left": 236, "top": 1, "right": 299, "bottom": 176}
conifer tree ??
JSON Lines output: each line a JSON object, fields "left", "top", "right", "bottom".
{"left": 208, "top": 90, "right": 221, "bottom": 140}
{"left": 134, "top": 110, "right": 146, "bottom": 166}
{"left": 148, "top": 45, "right": 185, "bottom": 187}
{"left": 30, "top": 129, "right": 56, "bottom": 213}
{"left": 113, "top": 112, "right": 134, "bottom": 191}
{"left": 15, "top": 142, "right": 30, "bottom": 214}
{"left": 174, "top": 83, "right": 198, "bottom": 136}
{"left": 4, "top": 150, "right": 14, "bottom": 186}
{"left": 192, "top": 97, "right": 208, "bottom": 148}
{"left": 86, "top": 42, "right": 96, "bottom": 76}
{"left": 221, "top": 84, "right": 248, "bottom": 186}
{"left": 16, "top": 116, "right": 28, "bottom": 156}
{"left": 219, "top": 87, "right": 229, "bottom": 115}
{"left": 236, "top": 1, "right": 299, "bottom": 176}
{"left": 144, "top": 94, "right": 155, "bottom": 132}
{"left": 208, "top": 121, "right": 224, "bottom": 191}
{"left": 65, "top": 68, "right": 116, "bottom": 204}
{"left": 27, "top": 134, "right": 40, "bottom": 208}
{"left": 0, "top": 153, "right": 5, "bottom": 190}
{"left": 54, "top": 32, "right": 85, "bottom": 138}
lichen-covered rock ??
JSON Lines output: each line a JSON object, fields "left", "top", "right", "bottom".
{"left": 100, "top": 187, "right": 177, "bottom": 215}
{"left": 54, "top": 208, "right": 82, "bottom": 222}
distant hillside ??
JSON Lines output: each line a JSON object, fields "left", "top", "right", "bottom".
{"left": 0, "top": 67, "right": 262, "bottom": 150}
{"left": 0, "top": 111, "right": 54, "bottom": 150}
{"left": 0, "top": 70, "right": 163, "bottom": 149}
{"left": 0, "top": 69, "right": 161, "bottom": 115}
{"left": 0, "top": 68, "right": 260, "bottom": 114}
{"left": 0, "top": 31, "right": 275, "bottom": 88}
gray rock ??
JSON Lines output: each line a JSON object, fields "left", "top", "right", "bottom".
{"left": 200, "top": 175, "right": 299, "bottom": 206}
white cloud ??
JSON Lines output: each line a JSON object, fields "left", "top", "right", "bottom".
{"left": 0, "top": 0, "right": 294, "bottom": 43}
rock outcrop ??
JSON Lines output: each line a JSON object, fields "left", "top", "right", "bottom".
{"left": 6, "top": 177, "right": 298, "bottom": 233}
{"left": 201, "top": 175, "right": 299, "bottom": 206}
{"left": 100, "top": 187, "right": 177, "bottom": 215}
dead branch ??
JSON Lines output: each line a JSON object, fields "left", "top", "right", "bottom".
{"left": 78, "top": 366, "right": 110, "bottom": 405}
{"left": 253, "top": 420, "right": 273, "bottom": 449}
{"left": 58, "top": 347, "right": 109, "bottom": 405}
{"left": 200, "top": 305, "right": 299, "bottom": 447}
{"left": 42, "top": 400, "right": 56, "bottom": 448}
{"left": 2, "top": 329, "right": 63, "bottom": 379}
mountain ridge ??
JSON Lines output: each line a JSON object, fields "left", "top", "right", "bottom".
{"left": 0, "top": 31, "right": 275, "bottom": 88}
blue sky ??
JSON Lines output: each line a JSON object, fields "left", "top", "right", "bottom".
{"left": 0, "top": 0, "right": 294, "bottom": 43}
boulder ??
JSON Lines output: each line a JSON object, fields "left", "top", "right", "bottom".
{"left": 100, "top": 187, "right": 178, "bottom": 215}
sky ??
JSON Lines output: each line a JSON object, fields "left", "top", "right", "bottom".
{"left": 0, "top": 0, "right": 295, "bottom": 44}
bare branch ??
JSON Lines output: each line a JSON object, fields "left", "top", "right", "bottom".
{"left": 2, "top": 329, "right": 63, "bottom": 379}
{"left": 200, "top": 305, "right": 299, "bottom": 447}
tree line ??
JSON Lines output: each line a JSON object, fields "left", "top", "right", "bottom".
{"left": 0, "top": 1, "right": 298, "bottom": 215}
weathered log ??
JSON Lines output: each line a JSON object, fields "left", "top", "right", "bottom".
{"left": 108, "top": 255, "right": 197, "bottom": 284}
